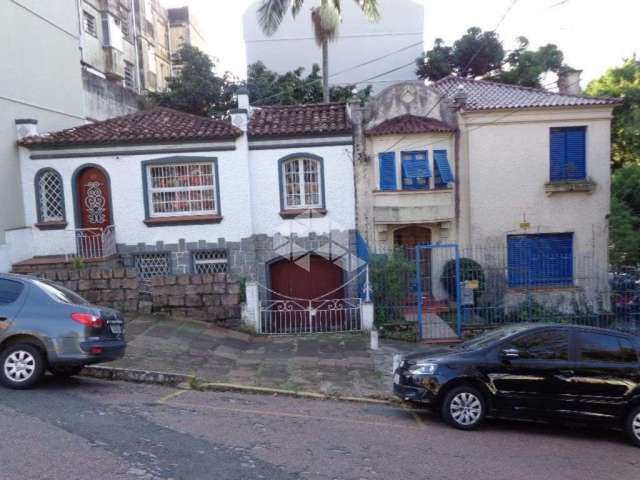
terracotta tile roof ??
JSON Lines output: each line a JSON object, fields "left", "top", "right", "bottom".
{"left": 432, "top": 76, "right": 622, "bottom": 111}
{"left": 19, "top": 107, "right": 243, "bottom": 148}
{"left": 248, "top": 102, "right": 351, "bottom": 138}
{"left": 366, "top": 115, "right": 455, "bottom": 136}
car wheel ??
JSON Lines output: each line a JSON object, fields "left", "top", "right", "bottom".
{"left": 624, "top": 406, "right": 640, "bottom": 447}
{"left": 49, "top": 365, "right": 84, "bottom": 378}
{"left": 0, "top": 343, "right": 45, "bottom": 390}
{"left": 441, "top": 385, "right": 486, "bottom": 430}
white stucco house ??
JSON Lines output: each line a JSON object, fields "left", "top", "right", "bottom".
{"left": 12, "top": 94, "right": 358, "bottom": 302}
{"left": 349, "top": 74, "right": 621, "bottom": 311}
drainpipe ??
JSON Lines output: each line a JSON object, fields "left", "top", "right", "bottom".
{"left": 131, "top": 0, "right": 142, "bottom": 94}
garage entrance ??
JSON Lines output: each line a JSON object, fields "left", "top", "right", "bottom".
{"left": 260, "top": 255, "right": 361, "bottom": 335}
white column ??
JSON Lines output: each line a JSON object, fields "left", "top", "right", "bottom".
{"left": 243, "top": 281, "right": 261, "bottom": 333}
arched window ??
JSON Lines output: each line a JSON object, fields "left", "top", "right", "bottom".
{"left": 280, "top": 156, "right": 323, "bottom": 210}
{"left": 35, "top": 169, "right": 65, "bottom": 224}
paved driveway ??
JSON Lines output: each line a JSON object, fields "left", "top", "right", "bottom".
{"left": 0, "top": 377, "right": 638, "bottom": 480}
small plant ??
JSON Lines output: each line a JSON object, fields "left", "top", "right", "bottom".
{"left": 441, "top": 258, "right": 486, "bottom": 303}
{"left": 71, "top": 256, "right": 86, "bottom": 270}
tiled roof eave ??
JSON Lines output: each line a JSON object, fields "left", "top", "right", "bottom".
{"left": 21, "top": 134, "right": 241, "bottom": 150}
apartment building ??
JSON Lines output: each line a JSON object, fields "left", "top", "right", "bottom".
{"left": 80, "top": 1, "right": 207, "bottom": 120}
{"left": 168, "top": 6, "right": 207, "bottom": 75}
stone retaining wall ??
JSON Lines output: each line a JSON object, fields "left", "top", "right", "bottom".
{"left": 18, "top": 267, "right": 242, "bottom": 326}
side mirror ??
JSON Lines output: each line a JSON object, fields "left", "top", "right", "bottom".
{"left": 502, "top": 348, "right": 520, "bottom": 361}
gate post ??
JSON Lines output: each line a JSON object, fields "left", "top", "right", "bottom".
{"left": 242, "top": 281, "right": 261, "bottom": 333}
{"left": 362, "top": 300, "right": 374, "bottom": 331}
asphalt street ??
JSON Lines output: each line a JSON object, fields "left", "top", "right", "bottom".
{"left": 0, "top": 376, "right": 638, "bottom": 480}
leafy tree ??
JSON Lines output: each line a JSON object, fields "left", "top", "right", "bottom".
{"left": 609, "top": 164, "right": 640, "bottom": 267}
{"left": 416, "top": 27, "right": 504, "bottom": 81}
{"left": 146, "top": 45, "right": 236, "bottom": 116}
{"left": 246, "top": 61, "right": 371, "bottom": 105}
{"left": 416, "top": 28, "right": 567, "bottom": 88}
{"left": 491, "top": 38, "right": 564, "bottom": 87}
{"left": 586, "top": 57, "right": 640, "bottom": 169}
{"left": 257, "top": 0, "right": 379, "bottom": 102}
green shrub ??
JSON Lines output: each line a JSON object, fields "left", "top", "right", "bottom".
{"left": 369, "top": 252, "right": 415, "bottom": 326}
{"left": 441, "top": 258, "right": 485, "bottom": 302}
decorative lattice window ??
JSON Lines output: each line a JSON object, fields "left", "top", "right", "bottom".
{"left": 193, "top": 250, "right": 228, "bottom": 274}
{"left": 146, "top": 162, "right": 217, "bottom": 217}
{"left": 135, "top": 253, "right": 170, "bottom": 280}
{"left": 36, "top": 170, "right": 65, "bottom": 223}
{"left": 281, "top": 157, "right": 322, "bottom": 210}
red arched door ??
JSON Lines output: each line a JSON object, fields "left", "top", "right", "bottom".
{"left": 77, "top": 167, "right": 111, "bottom": 230}
{"left": 76, "top": 167, "right": 112, "bottom": 257}
{"left": 394, "top": 226, "right": 432, "bottom": 297}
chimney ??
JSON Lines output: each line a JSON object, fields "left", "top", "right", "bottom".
{"left": 558, "top": 68, "right": 582, "bottom": 95}
{"left": 236, "top": 87, "right": 250, "bottom": 112}
{"left": 15, "top": 119, "right": 38, "bottom": 140}
{"left": 229, "top": 88, "right": 250, "bottom": 132}
{"left": 453, "top": 85, "right": 468, "bottom": 109}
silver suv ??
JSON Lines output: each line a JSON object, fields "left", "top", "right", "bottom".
{"left": 0, "top": 273, "right": 126, "bottom": 389}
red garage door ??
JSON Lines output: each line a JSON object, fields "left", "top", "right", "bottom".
{"left": 270, "top": 255, "right": 344, "bottom": 301}
{"left": 262, "top": 255, "right": 360, "bottom": 334}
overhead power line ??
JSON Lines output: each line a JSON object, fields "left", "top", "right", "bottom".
{"left": 329, "top": 41, "right": 423, "bottom": 78}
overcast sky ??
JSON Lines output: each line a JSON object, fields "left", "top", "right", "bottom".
{"left": 161, "top": 0, "right": 638, "bottom": 86}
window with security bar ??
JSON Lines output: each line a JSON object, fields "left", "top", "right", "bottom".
{"left": 146, "top": 162, "right": 217, "bottom": 217}
{"left": 281, "top": 157, "right": 322, "bottom": 209}
{"left": 123, "top": 61, "right": 135, "bottom": 90}
{"left": 36, "top": 169, "right": 65, "bottom": 223}
{"left": 135, "top": 253, "right": 171, "bottom": 280}
{"left": 192, "top": 250, "right": 228, "bottom": 274}
{"left": 83, "top": 11, "right": 97, "bottom": 37}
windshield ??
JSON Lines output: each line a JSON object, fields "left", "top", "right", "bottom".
{"left": 34, "top": 280, "right": 90, "bottom": 306}
{"left": 460, "top": 324, "right": 531, "bottom": 351}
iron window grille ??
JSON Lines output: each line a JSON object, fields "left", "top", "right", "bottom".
{"left": 282, "top": 157, "right": 322, "bottom": 209}
{"left": 123, "top": 61, "right": 135, "bottom": 89}
{"left": 192, "top": 250, "right": 228, "bottom": 274}
{"left": 146, "top": 162, "right": 217, "bottom": 217}
{"left": 36, "top": 170, "right": 65, "bottom": 223}
{"left": 134, "top": 253, "right": 170, "bottom": 280}
{"left": 83, "top": 11, "right": 97, "bottom": 37}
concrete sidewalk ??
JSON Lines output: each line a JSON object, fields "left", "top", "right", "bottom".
{"left": 101, "top": 316, "right": 421, "bottom": 399}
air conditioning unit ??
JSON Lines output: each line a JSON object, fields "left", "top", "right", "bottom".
{"left": 104, "top": 47, "right": 124, "bottom": 80}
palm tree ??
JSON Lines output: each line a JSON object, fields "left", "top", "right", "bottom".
{"left": 257, "top": 0, "right": 379, "bottom": 103}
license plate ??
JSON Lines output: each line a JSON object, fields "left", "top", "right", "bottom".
{"left": 109, "top": 324, "right": 123, "bottom": 335}
{"left": 394, "top": 373, "right": 400, "bottom": 384}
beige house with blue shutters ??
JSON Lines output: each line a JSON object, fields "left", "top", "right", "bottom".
{"left": 349, "top": 75, "right": 621, "bottom": 308}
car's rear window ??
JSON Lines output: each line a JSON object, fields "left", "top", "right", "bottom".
{"left": 0, "top": 279, "right": 24, "bottom": 305}
{"left": 34, "top": 280, "right": 89, "bottom": 306}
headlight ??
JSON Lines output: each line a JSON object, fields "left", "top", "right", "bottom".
{"left": 408, "top": 362, "right": 438, "bottom": 375}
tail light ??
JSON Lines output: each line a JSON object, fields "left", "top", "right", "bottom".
{"left": 71, "top": 312, "right": 104, "bottom": 328}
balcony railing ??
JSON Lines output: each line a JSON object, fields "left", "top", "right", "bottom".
{"left": 74, "top": 225, "right": 117, "bottom": 259}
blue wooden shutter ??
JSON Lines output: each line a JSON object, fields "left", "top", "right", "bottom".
{"left": 550, "top": 129, "right": 567, "bottom": 181}
{"left": 433, "top": 150, "right": 454, "bottom": 184}
{"left": 565, "top": 127, "right": 586, "bottom": 180}
{"left": 379, "top": 152, "right": 396, "bottom": 191}
{"left": 508, "top": 234, "right": 573, "bottom": 287}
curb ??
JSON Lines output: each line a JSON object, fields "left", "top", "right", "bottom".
{"left": 81, "top": 365, "right": 195, "bottom": 386}
{"left": 80, "top": 366, "right": 397, "bottom": 405}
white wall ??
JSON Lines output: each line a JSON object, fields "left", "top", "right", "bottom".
{"left": 19, "top": 144, "right": 253, "bottom": 257}
{"left": 243, "top": 0, "right": 423, "bottom": 92}
{"left": 248, "top": 145, "right": 356, "bottom": 236}
{"left": 19, "top": 139, "right": 357, "bottom": 258}
{"left": 462, "top": 107, "right": 613, "bottom": 295}
{"left": 0, "top": 0, "right": 85, "bottom": 256}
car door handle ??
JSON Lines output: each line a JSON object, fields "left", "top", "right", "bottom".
{"left": 558, "top": 370, "right": 575, "bottom": 376}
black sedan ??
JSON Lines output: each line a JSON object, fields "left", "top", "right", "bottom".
{"left": 394, "top": 323, "right": 640, "bottom": 446}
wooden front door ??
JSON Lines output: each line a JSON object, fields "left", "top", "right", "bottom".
{"left": 394, "top": 226, "right": 432, "bottom": 298}
{"left": 77, "top": 167, "right": 111, "bottom": 230}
